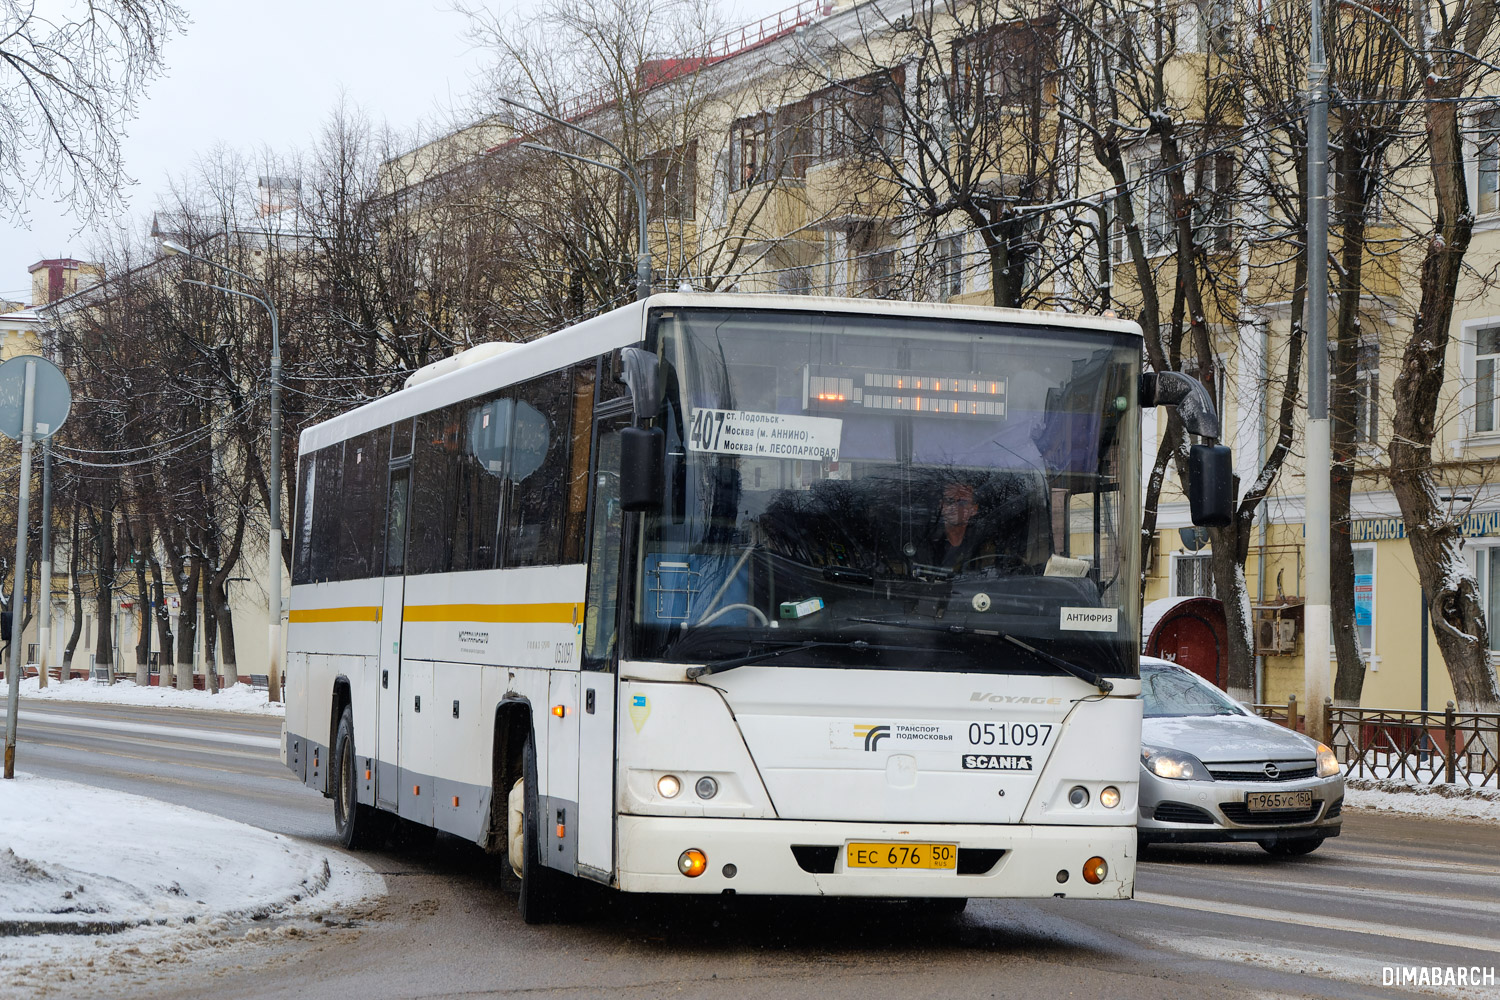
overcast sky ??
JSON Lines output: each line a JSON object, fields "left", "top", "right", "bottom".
{"left": 0, "top": 0, "right": 785, "bottom": 303}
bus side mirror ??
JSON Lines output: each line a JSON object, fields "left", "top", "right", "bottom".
{"left": 1139, "top": 371, "right": 1221, "bottom": 440}
{"left": 619, "top": 347, "right": 662, "bottom": 425}
{"left": 1188, "top": 444, "right": 1233, "bottom": 527}
{"left": 619, "top": 426, "right": 665, "bottom": 513}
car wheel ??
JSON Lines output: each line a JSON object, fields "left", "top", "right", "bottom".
{"left": 333, "top": 706, "right": 388, "bottom": 850}
{"left": 1261, "top": 836, "right": 1325, "bottom": 856}
{"left": 516, "top": 735, "right": 574, "bottom": 924}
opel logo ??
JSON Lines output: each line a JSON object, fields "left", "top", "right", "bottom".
{"left": 1263, "top": 762, "right": 1281, "bottom": 778}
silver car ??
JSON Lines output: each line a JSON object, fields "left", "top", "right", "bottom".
{"left": 1137, "top": 658, "right": 1343, "bottom": 855}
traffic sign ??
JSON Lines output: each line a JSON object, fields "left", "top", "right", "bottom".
{"left": 0, "top": 355, "right": 70, "bottom": 441}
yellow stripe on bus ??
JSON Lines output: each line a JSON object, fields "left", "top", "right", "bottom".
{"left": 289, "top": 606, "right": 382, "bottom": 623}
{"left": 403, "top": 603, "right": 581, "bottom": 625}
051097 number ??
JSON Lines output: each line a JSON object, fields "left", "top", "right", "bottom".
{"left": 968, "top": 722, "right": 1053, "bottom": 747}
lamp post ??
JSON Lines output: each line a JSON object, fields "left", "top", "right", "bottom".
{"left": 498, "top": 96, "right": 651, "bottom": 300}
{"left": 1303, "top": 0, "right": 1331, "bottom": 742}
{"left": 160, "top": 239, "right": 283, "bottom": 701}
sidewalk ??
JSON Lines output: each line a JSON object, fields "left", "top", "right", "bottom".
{"left": 0, "top": 774, "right": 382, "bottom": 997}
{"left": 4, "top": 676, "right": 283, "bottom": 716}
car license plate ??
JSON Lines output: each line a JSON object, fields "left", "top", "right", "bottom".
{"left": 846, "top": 842, "right": 957, "bottom": 870}
{"left": 1246, "top": 790, "right": 1313, "bottom": 811}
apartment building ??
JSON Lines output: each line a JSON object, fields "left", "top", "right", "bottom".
{"left": 382, "top": 0, "right": 1500, "bottom": 709}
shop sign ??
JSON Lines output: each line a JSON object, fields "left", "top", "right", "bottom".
{"left": 1345, "top": 511, "right": 1500, "bottom": 542}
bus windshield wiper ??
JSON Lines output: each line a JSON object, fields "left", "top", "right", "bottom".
{"left": 686, "top": 639, "right": 930, "bottom": 679}
{"left": 844, "top": 617, "right": 1115, "bottom": 694}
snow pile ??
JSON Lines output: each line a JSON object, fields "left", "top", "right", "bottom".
{"left": 0, "top": 774, "right": 384, "bottom": 998}
{"left": 1345, "top": 777, "right": 1500, "bottom": 824}
{"left": 0, "top": 775, "right": 337, "bottom": 929}
{"left": 6, "top": 676, "right": 284, "bottom": 716}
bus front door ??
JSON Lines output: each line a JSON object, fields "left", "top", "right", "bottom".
{"left": 376, "top": 465, "right": 410, "bottom": 812}
{"left": 577, "top": 413, "right": 626, "bottom": 878}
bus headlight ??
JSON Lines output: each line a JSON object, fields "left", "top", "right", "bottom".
{"left": 695, "top": 776, "right": 719, "bottom": 799}
{"left": 1099, "top": 785, "right": 1121, "bottom": 809}
{"left": 657, "top": 775, "right": 682, "bottom": 798}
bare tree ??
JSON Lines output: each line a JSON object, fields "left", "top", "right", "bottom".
{"left": 462, "top": 0, "right": 828, "bottom": 319}
{"left": 1388, "top": 0, "right": 1500, "bottom": 715}
{"left": 800, "top": 0, "right": 1086, "bottom": 307}
{"left": 0, "top": 0, "right": 185, "bottom": 220}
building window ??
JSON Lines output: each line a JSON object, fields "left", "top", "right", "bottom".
{"left": 1332, "top": 341, "right": 1380, "bottom": 443}
{"left": 811, "top": 72, "right": 903, "bottom": 165}
{"left": 849, "top": 223, "right": 897, "bottom": 298}
{"left": 1352, "top": 545, "right": 1374, "bottom": 654}
{"left": 1478, "top": 108, "right": 1500, "bottom": 216}
{"left": 777, "top": 264, "right": 812, "bottom": 295}
{"left": 1476, "top": 325, "right": 1500, "bottom": 433}
{"left": 1174, "top": 552, "right": 1215, "bottom": 597}
{"left": 1191, "top": 153, "right": 1234, "bottom": 250}
{"left": 642, "top": 143, "right": 697, "bottom": 220}
{"left": 730, "top": 115, "right": 772, "bottom": 189}
{"left": 1113, "top": 159, "right": 1171, "bottom": 262}
{"left": 939, "top": 234, "right": 965, "bottom": 297}
{"left": 1475, "top": 546, "right": 1500, "bottom": 654}
{"left": 953, "top": 24, "right": 1049, "bottom": 116}
{"left": 1354, "top": 342, "right": 1379, "bottom": 444}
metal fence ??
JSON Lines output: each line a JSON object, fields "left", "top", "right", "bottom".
{"left": 1253, "top": 699, "right": 1500, "bottom": 788}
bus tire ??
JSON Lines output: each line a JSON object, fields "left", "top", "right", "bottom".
{"left": 333, "top": 706, "right": 386, "bottom": 850}
{"left": 515, "top": 735, "right": 574, "bottom": 924}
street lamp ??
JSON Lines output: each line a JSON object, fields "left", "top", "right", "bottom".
{"left": 159, "top": 238, "right": 283, "bottom": 701}
{"left": 498, "top": 96, "right": 651, "bottom": 300}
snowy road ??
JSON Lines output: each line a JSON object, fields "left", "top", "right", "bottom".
{"left": 6, "top": 697, "right": 1498, "bottom": 999}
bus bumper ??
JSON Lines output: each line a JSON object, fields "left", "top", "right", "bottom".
{"left": 614, "top": 816, "right": 1134, "bottom": 899}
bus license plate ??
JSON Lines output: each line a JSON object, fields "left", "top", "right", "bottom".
{"left": 1246, "top": 790, "right": 1312, "bottom": 812}
{"left": 846, "top": 842, "right": 957, "bottom": 870}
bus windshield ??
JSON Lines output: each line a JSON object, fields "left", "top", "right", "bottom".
{"left": 629, "top": 307, "right": 1142, "bottom": 677}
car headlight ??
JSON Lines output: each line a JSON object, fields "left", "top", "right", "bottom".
{"left": 1141, "top": 746, "right": 1211, "bottom": 781}
{"left": 1315, "top": 743, "right": 1341, "bottom": 778}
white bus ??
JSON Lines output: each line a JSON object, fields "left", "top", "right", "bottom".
{"left": 283, "top": 294, "right": 1229, "bottom": 922}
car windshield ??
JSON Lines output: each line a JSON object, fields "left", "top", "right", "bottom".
{"left": 626, "top": 306, "right": 1143, "bottom": 676}
{"left": 1141, "top": 665, "right": 1245, "bottom": 717}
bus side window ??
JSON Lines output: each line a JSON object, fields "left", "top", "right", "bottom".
{"left": 292, "top": 452, "right": 316, "bottom": 586}
{"left": 386, "top": 470, "right": 409, "bottom": 575}
{"left": 337, "top": 427, "right": 388, "bottom": 580}
{"left": 311, "top": 444, "right": 344, "bottom": 583}
{"left": 507, "top": 370, "right": 571, "bottom": 567}
{"left": 454, "top": 394, "right": 508, "bottom": 572}
{"left": 409, "top": 406, "right": 462, "bottom": 575}
{"left": 562, "top": 363, "right": 596, "bottom": 563}
{"left": 583, "top": 419, "right": 625, "bottom": 668}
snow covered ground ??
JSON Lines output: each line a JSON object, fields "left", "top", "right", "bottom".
{"left": 5, "top": 676, "right": 284, "bottom": 716}
{"left": 1345, "top": 778, "right": 1500, "bottom": 824}
{"left": 0, "top": 775, "right": 383, "bottom": 998}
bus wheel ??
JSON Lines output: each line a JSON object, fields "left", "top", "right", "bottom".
{"left": 333, "top": 706, "right": 386, "bottom": 850}
{"left": 515, "top": 735, "right": 573, "bottom": 924}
